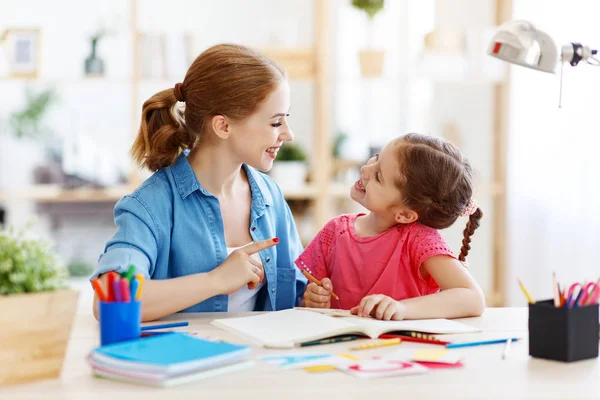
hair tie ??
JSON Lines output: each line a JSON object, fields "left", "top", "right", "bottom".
{"left": 173, "top": 82, "right": 185, "bottom": 102}
{"left": 460, "top": 198, "right": 479, "bottom": 217}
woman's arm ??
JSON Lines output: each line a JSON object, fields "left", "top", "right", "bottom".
{"left": 93, "top": 239, "right": 276, "bottom": 322}
{"left": 352, "top": 255, "right": 485, "bottom": 320}
{"left": 93, "top": 272, "right": 221, "bottom": 322}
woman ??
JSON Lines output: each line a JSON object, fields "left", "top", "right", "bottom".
{"left": 92, "top": 44, "right": 306, "bottom": 321}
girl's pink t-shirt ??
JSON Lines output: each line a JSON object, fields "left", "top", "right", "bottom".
{"left": 295, "top": 214, "right": 457, "bottom": 310}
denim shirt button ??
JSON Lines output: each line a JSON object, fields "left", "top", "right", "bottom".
{"left": 251, "top": 226, "right": 256, "bottom": 231}
{"left": 265, "top": 257, "right": 271, "bottom": 262}
{"left": 271, "top": 287, "right": 276, "bottom": 293}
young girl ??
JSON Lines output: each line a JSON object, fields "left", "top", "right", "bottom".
{"left": 92, "top": 44, "right": 306, "bottom": 321}
{"left": 297, "top": 133, "right": 485, "bottom": 321}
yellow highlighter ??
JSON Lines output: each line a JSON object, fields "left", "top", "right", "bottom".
{"left": 135, "top": 274, "right": 144, "bottom": 301}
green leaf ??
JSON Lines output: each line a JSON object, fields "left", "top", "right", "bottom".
{"left": 351, "top": 0, "right": 385, "bottom": 19}
{"left": 0, "top": 223, "right": 66, "bottom": 295}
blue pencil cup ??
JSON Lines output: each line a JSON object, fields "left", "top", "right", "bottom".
{"left": 99, "top": 301, "right": 141, "bottom": 346}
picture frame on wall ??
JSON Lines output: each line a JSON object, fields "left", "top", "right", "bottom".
{"left": 1, "top": 29, "right": 41, "bottom": 78}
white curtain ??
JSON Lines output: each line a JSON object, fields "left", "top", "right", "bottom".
{"left": 506, "top": 0, "right": 600, "bottom": 305}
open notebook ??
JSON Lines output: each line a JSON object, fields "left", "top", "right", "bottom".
{"left": 211, "top": 308, "right": 480, "bottom": 348}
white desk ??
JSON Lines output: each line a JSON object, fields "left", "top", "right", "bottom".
{"left": 4, "top": 308, "right": 599, "bottom": 399}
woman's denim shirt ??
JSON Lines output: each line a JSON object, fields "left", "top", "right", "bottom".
{"left": 92, "top": 153, "right": 307, "bottom": 311}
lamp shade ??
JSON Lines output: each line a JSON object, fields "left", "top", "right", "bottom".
{"left": 487, "top": 20, "right": 558, "bottom": 74}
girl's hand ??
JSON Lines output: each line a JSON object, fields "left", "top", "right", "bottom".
{"left": 209, "top": 238, "right": 277, "bottom": 294}
{"left": 350, "top": 294, "right": 405, "bottom": 321}
{"left": 302, "top": 278, "right": 333, "bottom": 308}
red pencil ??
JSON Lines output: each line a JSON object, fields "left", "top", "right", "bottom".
{"left": 106, "top": 271, "right": 117, "bottom": 302}
{"left": 120, "top": 278, "right": 131, "bottom": 302}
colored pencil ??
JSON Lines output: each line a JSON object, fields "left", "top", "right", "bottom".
{"left": 91, "top": 278, "right": 107, "bottom": 302}
{"left": 120, "top": 278, "right": 131, "bottom": 302}
{"left": 300, "top": 269, "right": 340, "bottom": 300}
{"left": 517, "top": 279, "right": 535, "bottom": 304}
{"left": 300, "top": 336, "right": 358, "bottom": 347}
{"left": 446, "top": 338, "right": 519, "bottom": 349}
{"left": 501, "top": 338, "right": 511, "bottom": 360}
{"left": 141, "top": 321, "right": 189, "bottom": 331}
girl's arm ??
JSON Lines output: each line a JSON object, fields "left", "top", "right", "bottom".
{"left": 352, "top": 255, "right": 485, "bottom": 320}
{"left": 398, "top": 255, "right": 485, "bottom": 319}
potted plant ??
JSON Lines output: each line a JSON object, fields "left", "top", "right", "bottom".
{"left": 269, "top": 142, "right": 308, "bottom": 189}
{"left": 352, "top": 0, "right": 386, "bottom": 77}
{"left": 0, "top": 223, "right": 79, "bottom": 387}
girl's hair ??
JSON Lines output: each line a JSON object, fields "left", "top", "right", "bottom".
{"left": 394, "top": 133, "right": 483, "bottom": 263}
{"left": 131, "top": 44, "right": 286, "bottom": 171}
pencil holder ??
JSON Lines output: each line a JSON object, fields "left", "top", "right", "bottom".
{"left": 99, "top": 300, "right": 141, "bottom": 346}
{"left": 529, "top": 299, "right": 599, "bottom": 362}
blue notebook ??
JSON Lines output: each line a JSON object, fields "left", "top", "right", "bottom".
{"left": 90, "top": 333, "right": 251, "bottom": 376}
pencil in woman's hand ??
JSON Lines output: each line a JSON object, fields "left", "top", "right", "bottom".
{"left": 301, "top": 269, "right": 340, "bottom": 300}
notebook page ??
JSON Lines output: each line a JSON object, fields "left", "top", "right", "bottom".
{"left": 341, "top": 317, "right": 480, "bottom": 337}
{"left": 212, "top": 309, "right": 362, "bottom": 347}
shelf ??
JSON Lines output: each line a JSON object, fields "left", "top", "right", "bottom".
{"left": 0, "top": 77, "right": 133, "bottom": 85}
{"left": 0, "top": 185, "right": 131, "bottom": 203}
{"left": 0, "top": 184, "right": 323, "bottom": 203}
{"left": 0, "top": 180, "right": 504, "bottom": 204}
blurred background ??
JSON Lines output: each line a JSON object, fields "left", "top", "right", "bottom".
{"left": 1, "top": 0, "right": 598, "bottom": 308}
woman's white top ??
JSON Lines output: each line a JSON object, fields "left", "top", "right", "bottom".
{"left": 226, "top": 245, "right": 265, "bottom": 312}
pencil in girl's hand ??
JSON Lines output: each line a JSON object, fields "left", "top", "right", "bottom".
{"left": 91, "top": 278, "right": 107, "bottom": 302}
{"left": 300, "top": 269, "right": 340, "bottom": 300}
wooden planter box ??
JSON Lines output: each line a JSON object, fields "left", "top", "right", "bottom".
{"left": 0, "top": 289, "right": 79, "bottom": 386}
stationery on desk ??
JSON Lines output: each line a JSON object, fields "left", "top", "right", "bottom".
{"left": 92, "top": 266, "right": 143, "bottom": 303}
{"left": 211, "top": 308, "right": 480, "bottom": 348}
{"left": 88, "top": 333, "right": 252, "bottom": 387}
{"left": 519, "top": 275, "right": 600, "bottom": 308}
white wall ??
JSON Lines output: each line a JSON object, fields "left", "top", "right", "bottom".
{"left": 506, "top": 0, "right": 600, "bottom": 305}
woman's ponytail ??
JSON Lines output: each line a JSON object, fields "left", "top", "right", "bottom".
{"left": 131, "top": 88, "right": 193, "bottom": 172}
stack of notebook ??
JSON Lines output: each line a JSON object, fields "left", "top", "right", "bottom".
{"left": 87, "top": 333, "right": 252, "bottom": 387}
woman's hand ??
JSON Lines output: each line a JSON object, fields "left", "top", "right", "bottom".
{"left": 302, "top": 278, "right": 333, "bottom": 308}
{"left": 350, "top": 294, "right": 405, "bottom": 321}
{"left": 208, "top": 238, "right": 277, "bottom": 294}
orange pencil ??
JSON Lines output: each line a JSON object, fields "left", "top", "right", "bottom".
{"left": 91, "top": 278, "right": 107, "bottom": 302}
{"left": 300, "top": 269, "right": 340, "bottom": 300}
{"left": 552, "top": 272, "right": 560, "bottom": 307}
